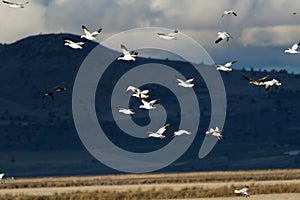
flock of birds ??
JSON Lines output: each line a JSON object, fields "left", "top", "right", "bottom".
{"left": 1, "top": 2, "right": 298, "bottom": 198}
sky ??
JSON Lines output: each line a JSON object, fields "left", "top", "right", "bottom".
{"left": 1, "top": 0, "right": 300, "bottom": 72}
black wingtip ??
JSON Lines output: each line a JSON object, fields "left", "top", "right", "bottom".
{"left": 215, "top": 38, "right": 222, "bottom": 44}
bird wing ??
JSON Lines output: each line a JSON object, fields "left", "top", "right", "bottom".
{"left": 232, "top": 12, "right": 237, "bottom": 16}
{"left": 82, "top": 25, "right": 91, "bottom": 36}
{"left": 0, "top": 173, "right": 4, "bottom": 179}
{"left": 50, "top": 93, "right": 55, "bottom": 101}
{"left": 215, "top": 37, "right": 223, "bottom": 44}
{"left": 157, "top": 33, "right": 167, "bottom": 36}
{"left": 186, "top": 78, "right": 195, "bottom": 83}
{"left": 156, "top": 123, "right": 170, "bottom": 134}
{"left": 168, "top": 32, "right": 177, "bottom": 37}
{"left": 91, "top": 28, "right": 102, "bottom": 36}
{"left": 126, "top": 86, "right": 138, "bottom": 93}
{"left": 141, "top": 89, "right": 149, "bottom": 94}
{"left": 121, "top": 44, "right": 130, "bottom": 56}
{"left": 243, "top": 75, "right": 253, "bottom": 81}
{"left": 141, "top": 99, "right": 148, "bottom": 105}
{"left": 258, "top": 74, "right": 270, "bottom": 81}
{"left": 19, "top": 1, "right": 29, "bottom": 5}
{"left": 176, "top": 76, "right": 185, "bottom": 83}
{"left": 63, "top": 38, "right": 75, "bottom": 45}
{"left": 265, "top": 84, "right": 271, "bottom": 91}
{"left": 240, "top": 187, "right": 248, "bottom": 193}
{"left": 149, "top": 99, "right": 159, "bottom": 105}
{"left": 224, "top": 61, "right": 237, "bottom": 67}
{"left": 291, "top": 43, "right": 300, "bottom": 50}
{"left": 76, "top": 42, "right": 84, "bottom": 45}
{"left": 2, "top": 0, "right": 15, "bottom": 5}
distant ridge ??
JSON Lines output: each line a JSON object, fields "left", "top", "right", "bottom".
{"left": 0, "top": 33, "right": 299, "bottom": 177}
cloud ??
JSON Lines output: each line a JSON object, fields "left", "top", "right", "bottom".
{"left": 239, "top": 25, "right": 300, "bottom": 47}
{"left": 1, "top": 0, "right": 300, "bottom": 49}
{"left": 0, "top": 1, "right": 46, "bottom": 43}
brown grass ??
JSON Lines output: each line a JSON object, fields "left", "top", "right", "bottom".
{"left": 2, "top": 169, "right": 300, "bottom": 189}
{"left": 0, "top": 183, "right": 300, "bottom": 200}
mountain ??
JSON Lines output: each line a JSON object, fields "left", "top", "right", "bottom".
{"left": 0, "top": 34, "right": 299, "bottom": 177}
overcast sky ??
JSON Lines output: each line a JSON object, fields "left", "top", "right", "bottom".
{"left": 1, "top": 0, "right": 300, "bottom": 72}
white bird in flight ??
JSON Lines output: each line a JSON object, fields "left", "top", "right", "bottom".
{"left": 262, "top": 79, "right": 282, "bottom": 91}
{"left": 284, "top": 43, "right": 300, "bottom": 54}
{"left": 234, "top": 186, "right": 250, "bottom": 198}
{"left": 244, "top": 75, "right": 281, "bottom": 91}
{"left": 206, "top": 127, "right": 223, "bottom": 140}
{"left": 176, "top": 76, "right": 195, "bottom": 88}
{"left": 148, "top": 123, "right": 170, "bottom": 139}
{"left": 0, "top": 173, "right": 5, "bottom": 184}
{"left": 139, "top": 99, "right": 159, "bottom": 110}
{"left": 2, "top": 0, "right": 28, "bottom": 8}
{"left": 63, "top": 38, "right": 84, "bottom": 50}
{"left": 118, "top": 44, "right": 138, "bottom": 61}
{"left": 81, "top": 25, "right": 102, "bottom": 41}
{"left": 117, "top": 107, "right": 135, "bottom": 115}
{"left": 173, "top": 130, "right": 191, "bottom": 137}
{"left": 157, "top": 30, "right": 178, "bottom": 40}
{"left": 216, "top": 61, "right": 237, "bottom": 72}
{"left": 222, "top": 10, "right": 237, "bottom": 17}
{"left": 215, "top": 32, "right": 232, "bottom": 44}
{"left": 126, "top": 86, "right": 149, "bottom": 99}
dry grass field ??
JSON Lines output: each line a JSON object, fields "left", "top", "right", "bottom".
{"left": 0, "top": 169, "right": 299, "bottom": 199}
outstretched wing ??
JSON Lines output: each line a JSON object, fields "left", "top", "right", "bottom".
{"left": 82, "top": 25, "right": 91, "bottom": 36}
{"left": 215, "top": 37, "right": 223, "bottom": 44}
{"left": 91, "top": 28, "right": 102, "bottom": 36}
{"left": 62, "top": 37, "right": 75, "bottom": 44}
{"left": 126, "top": 86, "right": 139, "bottom": 93}
{"left": 2, "top": 0, "right": 15, "bottom": 5}
{"left": 156, "top": 123, "right": 170, "bottom": 134}
{"left": 121, "top": 44, "right": 130, "bottom": 56}
{"left": 149, "top": 99, "right": 159, "bottom": 105}
{"left": 291, "top": 42, "right": 300, "bottom": 50}
{"left": 141, "top": 89, "right": 149, "bottom": 94}
{"left": 157, "top": 33, "right": 167, "bottom": 36}
{"left": 224, "top": 60, "right": 237, "bottom": 67}
{"left": 258, "top": 75, "right": 270, "bottom": 82}
{"left": 176, "top": 76, "right": 185, "bottom": 83}
{"left": 243, "top": 75, "right": 253, "bottom": 81}
{"left": 186, "top": 78, "right": 195, "bottom": 83}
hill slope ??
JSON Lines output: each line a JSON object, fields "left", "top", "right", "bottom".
{"left": 0, "top": 34, "right": 299, "bottom": 177}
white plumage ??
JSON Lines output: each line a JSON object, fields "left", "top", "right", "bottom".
{"left": 284, "top": 43, "right": 300, "bottom": 54}
{"left": 0, "top": 173, "right": 5, "bottom": 184}
{"left": 139, "top": 99, "right": 159, "bottom": 110}
{"left": 206, "top": 127, "right": 223, "bottom": 140}
{"left": 2, "top": 0, "right": 28, "bottom": 8}
{"left": 118, "top": 107, "right": 135, "bottom": 115}
{"left": 216, "top": 61, "right": 237, "bottom": 72}
{"left": 63, "top": 38, "right": 84, "bottom": 50}
{"left": 157, "top": 30, "right": 178, "bottom": 40}
{"left": 126, "top": 86, "right": 149, "bottom": 99}
{"left": 81, "top": 25, "right": 102, "bottom": 41}
{"left": 222, "top": 10, "right": 237, "bottom": 17}
{"left": 234, "top": 186, "right": 250, "bottom": 198}
{"left": 118, "top": 44, "right": 138, "bottom": 61}
{"left": 148, "top": 123, "right": 170, "bottom": 139}
{"left": 176, "top": 76, "right": 195, "bottom": 88}
{"left": 173, "top": 130, "right": 191, "bottom": 137}
{"left": 215, "top": 32, "right": 232, "bottom": 44}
